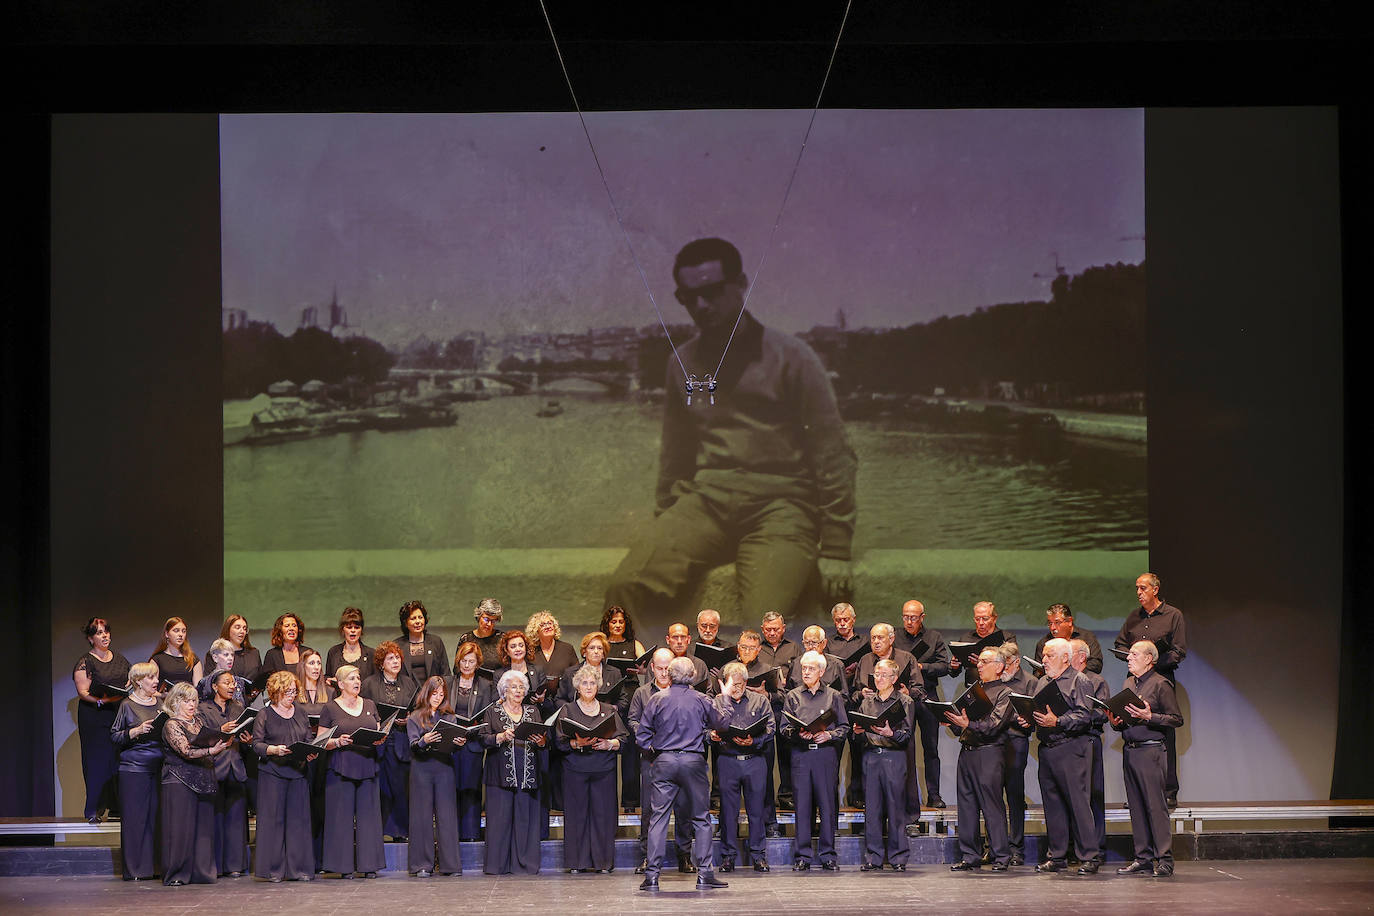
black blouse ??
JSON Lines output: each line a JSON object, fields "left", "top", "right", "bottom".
{"left": 73, "top": 650, "right": 131, "bottom": 700}
{"left": 325, "top": 642, "right": 375, "bottom": 682}
{"left": 152, "top": 650, "right": 196, "bottom": 686}
{"left": 318, "top": 698, "right": 382, "bottom": 779}
{"left": 253, "top": 704, "right": 314, "bottom": 779}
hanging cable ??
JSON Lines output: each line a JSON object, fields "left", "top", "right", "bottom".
{"left": 712, "top": 0, "right": 853, "bottom": 382}
{"left": 536, "top": 0, "right": 689, "bottom": 386}
{"left": 538, "top": 0, "right": 853, "bottom": 400}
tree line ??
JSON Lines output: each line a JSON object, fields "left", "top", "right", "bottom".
{"left": 222, "top": 322, "right": 394, "bottom": 399}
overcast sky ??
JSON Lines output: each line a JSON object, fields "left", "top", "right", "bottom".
{"left": 220, "top": 109, "right": 1143, "bottom": 346}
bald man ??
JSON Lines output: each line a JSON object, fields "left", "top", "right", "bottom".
{"left": 629, "top": 648, "right": 695, "bottom": 875}
{"left": 1026, "top": 638, "right": 1101, "bottom": 874}
{"left": 891, "top": 599, "right": 951, "bottom": 809}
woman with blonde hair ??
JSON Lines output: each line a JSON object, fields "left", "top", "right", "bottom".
{"left": 317, "top": 665, "right": 386, "bottom": 877}
{"left": 160, "top": 681, "right": 230, "bottom": 885}
{"left": 110, "top": 661, "right": 163, "bottom": 880}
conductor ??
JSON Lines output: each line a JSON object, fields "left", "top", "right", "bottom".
{"left": 635, "top": 656, "right": 728, "bottom": 890}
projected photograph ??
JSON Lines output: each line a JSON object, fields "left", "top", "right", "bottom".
{"left": 220, "top": 109, "right": 1146, "bottom": 633}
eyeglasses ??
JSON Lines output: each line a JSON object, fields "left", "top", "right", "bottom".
{"left": 673, "top": 277, "right": 737, "bottom": 306}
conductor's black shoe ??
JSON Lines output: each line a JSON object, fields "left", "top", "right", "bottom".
{"left": 753, "top": 859, "right": 770, "bottom": 872}
{"left": 990, "top": 863, "right": 1008, "bottom": 872}
{"left": 792, "top": 860, "right": 810, "bottom": 871}
{"left": 1152, "top": 862, "right": 1175, "bottom": 878}
{"left": 696, "top": 871, "right": 728, "bottom": 888}
{"left": 821, "top": 860, "right": 839, "bottom": 871}
{"left": 1117, "top": 861, "right": 1151, "bottom": 875}
{"left": 1010, "top": 854, "right": 1025, "bottom": 866}
{"left": 927, "top": 795, "right": 946, "bottom": 809}
{"left": 1036, "top": 860, "right": 1066, "bottom": 873}
{"left": 639, "top": 876, "right": 659, "bottom": 890}
{"left": 765, "top": 824, "right": 783, "bottom": 838}
{"left": 950, "top": 861, "right": 979, "bottom": 871}
{"left": 634, "top": 859, "right": 648, "bottom": 874}
{"left": 1077, "top": 860, "right": 1100, "bottom": 875}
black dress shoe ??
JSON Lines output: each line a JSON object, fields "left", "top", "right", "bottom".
{"left": 166, "top": 880, "right": 185, "bottom": 887}
{"left": 1152, "top": 862, "right": 1175, "bottom": 878}
{"left": 821, "top": 860, "right": 839, "bottom": 871}
{"left": 990, "top": 863, "right": 1008, "bottom": 872}
{"left": 596, "top": 868, "right": 612, "bottom": 874}
{"left": 634, "top": 859, "right": 648, "bottom": 874}
{"left": 340, "top": 872, "right": 356, "bottom": 879}
{"left": 639, "top": 876, "right": 659, "bottom": 890}
{"left": 1077, "top": 860, "right": 1100, "bottom": 875}
{"left": 1036, "top": 860, "right": 1065, "bottom": 873}
{"left": 792, "top": 860, "right": 810, "bottom": 871}
{"left": 677, "top": 857, "right": 697, "bottom": 874}
{"left": 860, "top": 862, "right": 880, "bottom": 871}
{"left": 927, "top": 795, "right": 946, "bottom": 809}
{"left": 226, "top": 871, "right": 243, "bottom": 878}
{"left": 891, "top": 863, "right": 906, "bottom": 871}
{"left": 1117, "top": 861, "right": 1151, "bottom": 875}
{"left": 753, "top": 859, "right": 770, "bottom": 872}
{"left": 268, "top": 876, "right": 283, "bottom": 883}
{"left": 765, "top": 824, "right": 783, "bottom": 838}
{"left": 950, "top": 861, "right": 979, "bottom": 871}
{"left": 696, "top": 871, "right": 728, "bottom": 888}
{"left": 719, "top": 860, "right": 735, "bottom": 872}
{"left": 362, "top": 871, "right": 377, "bottom": 879}
{"left": 1010, "top": 854, "right": 1025, "bottom": 866}
{"left": 416, "top": 869, "right": 433, "bottom": 878}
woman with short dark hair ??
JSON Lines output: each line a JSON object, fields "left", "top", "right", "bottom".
{"left": 326, "top": 607, "right": 375, "bottom": 683}
{"left": 399, "top": 599, "right": 450, "bottom": 683}
{"left": 199, "top": 669, "right": 250, "bottom": 878}
{"left": 71, "top": 616, "right": 130, "bottom": 824}
{"left": 362, "top": 641, "right": 417, "bottom": 843}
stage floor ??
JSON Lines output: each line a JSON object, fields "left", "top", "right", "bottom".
{"left": 2, "top": 859, "right": 1372, "bottom": 914}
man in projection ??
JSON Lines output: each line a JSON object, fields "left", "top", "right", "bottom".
{"left": 605, "top": 237, "right": 857, "bottom": 625}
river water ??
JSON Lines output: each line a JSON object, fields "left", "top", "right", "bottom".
{"left": 224, "top": 392, "right": 1146, "bottom": 554}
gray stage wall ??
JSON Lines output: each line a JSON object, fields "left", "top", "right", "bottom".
{"left": 47, "top": 108, "right": 1342, "bottom": 814}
